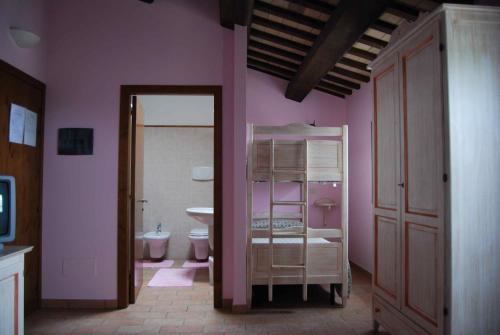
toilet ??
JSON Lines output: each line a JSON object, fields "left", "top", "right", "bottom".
{"left": 144, "top": 231, "right": 171, "bottom": 260}
{"left": 189, "top": 228, "right": 209, "bottom": 260}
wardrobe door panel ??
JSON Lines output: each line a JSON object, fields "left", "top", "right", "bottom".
{"left": 372, "top": 55, "right": 402, "bottom": 308}
{"left": 373, "top": 61, "right": 400, "bottom": 212}
{"left": 400, "top": 23, "right": 444, "bottom": 335}
{"left": 374, "top": 216, "right": 399, "bottom": 305}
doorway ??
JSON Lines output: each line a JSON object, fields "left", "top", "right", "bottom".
{"left": 117, "top": 86, "right": 222, "bottom": 309}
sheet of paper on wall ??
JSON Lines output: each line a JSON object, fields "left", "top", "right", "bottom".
{"left": 23, "top": 109, "right": 38, "bottom": 147}
{"left": 9, "top": 104, "right": 26, "bottom": 144}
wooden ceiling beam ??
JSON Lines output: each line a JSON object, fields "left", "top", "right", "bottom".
{"left": 332, "top": 67, "right": 370, "bottom": 83}
{"left": 371, "top": 19, "right": 398, "bottom": 34}
{"left": 348, "top": 47, "right": 378, "bottom": 61}
{"left": 251, "top": 15, "right": 317, "bottom": 41}
{"left": 337, "top": 57, "right": 370, "bottom": 72}
{"left": 286, "top": 0, "right": 336, "bottom": 14}
{"left": 359, "top": 35, "right": 388, "bottom": 49}
{"left": 386, "top": 2, "right": 419, "bottom": 21}
{"left": 318, "top": 80, "right": 352, "bottom": 96}
{"left": 247, "top": 58, "right": 296, "bottom": 78}
{"left": 250, "top": 28, "right": 309, "bottom": 52}
{"left": 315, "top": 86, "right": 345, "bottom": 98}
{"left": 220, "top": 0, "right": 255, "bottom": 28}
{"left": 248, "top": 49, "right": 299, "bottom": 70}
{"left": 324, "top": 74, "right": 361, "bottom": 90}
{"left": 248, "top": 64, "right": 293, "bottom": 81}
{"left": 254, "top": 1, "right": 325, "bottom": 30}
{"left": 248, "top": 40, "right": 304, "bottom": 62}
{"left": 286, "top": 0, "right": 389, "bottom": 101}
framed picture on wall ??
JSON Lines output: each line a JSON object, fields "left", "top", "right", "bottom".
{"left": 57, "top": 128, "right": 93, "bottom": 155}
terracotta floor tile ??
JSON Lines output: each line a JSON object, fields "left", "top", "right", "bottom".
{"left": 26, "top": 263, "right": 385, "bottom": 335}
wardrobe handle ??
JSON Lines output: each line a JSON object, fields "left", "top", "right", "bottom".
{"left": 374, "top": 307, "right": 381, "bottom": 313}
{"left": 398, "top": 182, "right": 405, "bottom": 188}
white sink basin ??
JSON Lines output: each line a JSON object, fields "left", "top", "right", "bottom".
{"left": 144, "top": 231, "right": 171, "bottom": 240}
{"left": 186, "top": 207, "right": 213, "bottom": 226}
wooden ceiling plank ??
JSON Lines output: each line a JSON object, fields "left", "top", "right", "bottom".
{"left": 315, "top": 86, "right": 345, "bottom": 99}
{"left": 252, "top": 15, "right": 317, "bottom": 42}
{"left": 254, "top": 1, "right": 325, "bottom": 30}
{"left": 337, "top": 57, "right": 370, "bottom": 72}
{"left": 248, "top": 58, "right": 296, "bottom": 78}
{"left": 323, "top": 74, "right": 361, "bottom": 90}
{"left": 359, "top": 34, "right": 388, "bottom": 49}
{"left": 285, "top": 0, "right": 389, "bottom": 101}
{"left": 251, "top": 28, "right": 310, "bottom": 52}
{"left": 318, "top": 80, "right": 352, "bottom": 95}
{"left": 249, "top": 40, "right": 304, "bottom": 62}
{"left": 348, "top": 47, "right": 378, "bottom": 61}
{"left": 386, "top": 2, "right": 419, "bottom": 22}
{"left": 286, "top": 0, "right": 336, "bottom": 15}
{"left": 332, "top": 66, "right": 370, "bottom": 83}
{"left": 248, "top": 49, "right": 300, "bottom": 70}
{"left": 248, "top": 64, "right": 293, "bottom": 81}
{"left": 371, "top": 19, "right": 397, "bottom": 34}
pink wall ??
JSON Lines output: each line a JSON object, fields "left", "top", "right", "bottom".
{"left": 0, "top": 0, "right": 47, "bottom": 81}
{"left": 41, "top": 0, "right": 236, "bottom": 300}
{"left": 346, "top": 82, "right": 373, "bottom": 273}
{"left": 222, "top": 29, "right": 235, "bottom": 300}
{"left": 232, "top": 26, "right": 248, "bottom": 306}
{"left": 246, "top": 69, "right": 348, "bottom": 230}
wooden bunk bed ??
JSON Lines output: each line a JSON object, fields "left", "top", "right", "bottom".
{"left": 246, "top": 123, "right": 349, "bottom": 306}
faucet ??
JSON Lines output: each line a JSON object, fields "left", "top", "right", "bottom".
{"left": 156, "top": 222, "right": 162, "bottom": 233}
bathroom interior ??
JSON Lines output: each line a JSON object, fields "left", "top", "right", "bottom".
{"left": 137, "top": 94, "right": 215, "bottom": 293}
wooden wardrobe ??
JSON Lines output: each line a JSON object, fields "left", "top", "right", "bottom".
{"left": 371, "top": 5, "right": 499, "bottom": 335}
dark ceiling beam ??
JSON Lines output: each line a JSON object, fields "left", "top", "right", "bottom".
{"left": 220, "top": 0, "right": 255, "bottom": 28}
{"left": 248, "top": 40, "right": 303, "bottom": 62}
{"left": 251, "top": 28, "right": 309, "bottom": 52}
{"left": 248, "top": 49, "right": 299, "bottom": 70}
{"left": 286, "top": 0, "right": 336, "bottom": 14}
{"left": 252, "top": 15, "right": 317, "bottom": 41}
{"left": 359, "top": 35, "right": 388, "bottom": 49}
{"left": 337, "top": 57, "right": 370, "bottom": 72}
{"left": 220, "top": 0, "right": 235, "bottom": 29}
{"left": 234, "top": 0, "right": 255, "bottom": 26}
{"left": 324, "top": 74, "right": 360, "bottom": 90}
{"left": 248, "top": 64, "right": 292, "bottom": 82}
{"left": 249, "top": 40, "right": 368, "bottom": 85}
{"left": 386, "top": 2, "right": 419, "bottom": 21}
{"left": 318, "top": 80, "right": 352, "bottom": 96}
{"left": 348, "top": 47, "right": 378, "bottom": 61}
{"left": 254, "top": 1, "right": 325, "bottom": 30}
{"left": 371, "top": 19, "right": 398, "bottom": 34}
{"left": 315, "top": 86, "right": 345, "bottom": 99}
{"left": 332, "top": 67, "right": 370, "bottom": 83}
{"left": 247, "top": 58, "right": 296, "bottom": 79}
{"left": 286, "top": 0, "right": 389, "bottom": 101}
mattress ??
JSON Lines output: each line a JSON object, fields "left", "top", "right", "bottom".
{"left": 252, "top": 218, "right": 303, "bottom": 230}
{"left": 252, "top": 237, "right": 330, "bottom": 244}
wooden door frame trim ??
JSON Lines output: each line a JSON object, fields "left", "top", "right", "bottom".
{"left": 0, "top": 58, "right": 45, "bottom": 313}
{"left": 117, "top": 85, "right": 223, "bottom": 309}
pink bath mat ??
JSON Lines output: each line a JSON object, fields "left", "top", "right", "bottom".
{"left": 141, "top": 260, "right": 174, "bottom": 268}
{"left": 182, "top": 260, "right": 209, "bottom": 269}
{"left": 147, "top": 268, "right": 196, "bottom": 287}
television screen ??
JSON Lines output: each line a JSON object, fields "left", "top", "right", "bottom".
{"left": 0, "top": 181, "right": 10, "bottom": 236}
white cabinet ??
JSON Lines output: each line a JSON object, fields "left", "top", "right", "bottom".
{"left": 0, "top": 246, "right": 32, "bottom": 335}
{"left": 371, "top": 5, "right": 500, "bottom": 335}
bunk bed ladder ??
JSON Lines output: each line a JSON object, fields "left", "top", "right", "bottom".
{"left": 268, "top": 139, "right": 309, "bottom": 302}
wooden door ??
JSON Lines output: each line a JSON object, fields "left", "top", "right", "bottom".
{"left": 399, "top": 24, "right": 444, "bottom": 334}
{"left": 372, "top": 54, "right": 402, "bottom": 308}
{"left": 129, "top": 97, "right": 145, "bottom": 302}
{"left": 0, "top": 60, "right": 44, "bottom": 315}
